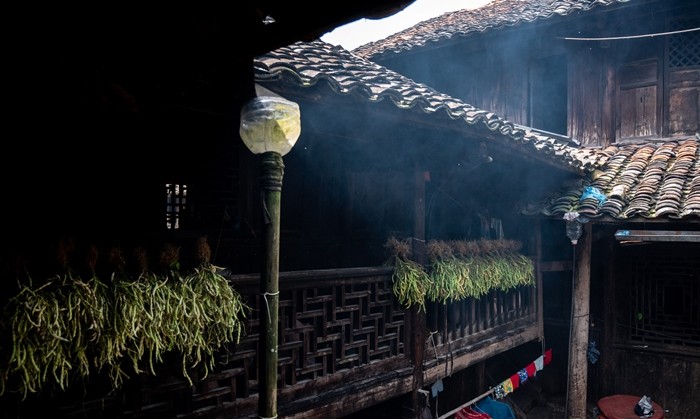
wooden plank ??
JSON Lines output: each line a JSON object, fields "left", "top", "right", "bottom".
{"left": 615, "top": 229, "right": 700, "bottom": 242}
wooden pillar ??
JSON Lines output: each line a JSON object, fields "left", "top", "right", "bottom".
{"left": 601, "top": 228, "right": 616, "bottom": 395}
{"left": 567, "top": 222, "right": 592, "bottom": 419}
{"left": 535, "top": 219, "right": 544, "bottom": 338}
{"left": 408, "top": 166, "right": 427, "bottom": 419}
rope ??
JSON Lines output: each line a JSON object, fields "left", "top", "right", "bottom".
{"left": 559, "top": 27, "right": 699, "bottom": 41}
{"left": 428, "top": 330, "right": 439, "bottom": 359}
{"left": 261, "top": 291, "right": 279, "bottom": 323}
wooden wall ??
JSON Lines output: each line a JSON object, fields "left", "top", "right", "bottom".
{"left": 376, "top": 0, "right": 700, "bottom": 149}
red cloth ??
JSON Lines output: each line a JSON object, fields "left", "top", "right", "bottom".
{"left": 509, "top": 373, "right": 520, "bottom": 389}
{"left": 456, "top": 407, "right": 491, "bottom": 419}
{"left": 525, "top": 362, "right": 536, "bottom": 377}
{"left": 544, "top": 349, "right": 552, "bottom": 366}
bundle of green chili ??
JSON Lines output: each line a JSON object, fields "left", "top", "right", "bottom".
{"left": 385, "top": 237, "right": 535, "bottom": 308}
{"left": 0, "top": 239, "right": 249, "bottom": 398}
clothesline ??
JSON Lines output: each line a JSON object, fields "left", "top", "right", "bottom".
{"left": 436, "top": 348, "right": 552, "bottom": 419}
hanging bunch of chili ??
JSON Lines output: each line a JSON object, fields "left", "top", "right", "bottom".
{"left": 0, "top": 237, "right": 250, "bottom": 398}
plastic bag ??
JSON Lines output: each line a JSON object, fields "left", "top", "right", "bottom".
{"left": 580, "top": 186, "right": 607, "bottom": 204}
{"left": 634, "top": 395, "right": 654, "bottom": 418}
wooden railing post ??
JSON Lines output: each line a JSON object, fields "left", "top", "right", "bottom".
{"left": 408, "top": 236, "right": 427, "bottom": 419}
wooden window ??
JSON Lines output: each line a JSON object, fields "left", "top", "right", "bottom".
{"left": 618, "top": 243, "right": 700, "bottom": 355}
{"left": 668, "top": 18, "right": 700, "bottom": 68}
{"left": 617, "top": 58, "right": 660, "bottom": 140}
{"left": 166, "top": 183, "right": 187, "bottom": 230}
{"left": 666, "top": 17, "right": 700, "bottom": 136}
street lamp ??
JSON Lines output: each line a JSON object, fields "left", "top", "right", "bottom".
{"left": 239, "top": 94, "right": 301, "bottom": 418}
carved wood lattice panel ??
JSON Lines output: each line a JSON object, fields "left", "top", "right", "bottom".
{"left": 278, "top": 280, "right": 405, "bottom": 385}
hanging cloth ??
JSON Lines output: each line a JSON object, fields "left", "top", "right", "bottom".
{"left": 436, "top": 349, "right": 552, "bottom": 419}
{"left": 534, "top": 355, "right": 544, "bottom": 372}
{"left": 456, "top": 406, "right": 491, "bottom": 419}
{"left": 475, "top": 397, "right": 516, "bottom": 419}
{"left": 517, "top": 368, "right": 529, "bottom": 385}
{"left": 509, "top": 373, "right": 520, "bottom": 390}
{"left": 525, "top": 362, "right": 536, "bottom": 378}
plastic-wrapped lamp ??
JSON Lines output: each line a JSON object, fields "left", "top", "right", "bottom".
{"left": 239, "top": 94, "right": 300, "bottom": 419}
{"left": 566, "top": 220, "right": 583, "bottom": 245}
{"left": 563, "top": 211, "right": 583, "bottom": 245}
{"left": 239, "top": 96, "right": 301, "bottom": 156}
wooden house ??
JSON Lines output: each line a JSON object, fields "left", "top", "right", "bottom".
{"left": 1, "top": 32, "right": 571, "bottom": 416}
{"left": 355, "top": 0, "right": 700, "bottom": 417}
{"left": 1, "top": 1, "right": 698, "bottom": 419}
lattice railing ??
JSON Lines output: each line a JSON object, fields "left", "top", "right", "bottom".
{"left": 185, "top": 267, "right": 406, "bottom": 409}
{"left": 426, "top": 285, "right": 537, "bottom": 349}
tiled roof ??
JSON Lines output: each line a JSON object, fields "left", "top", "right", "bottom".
{"left": 522, "top": 137, "right": 700, "bottom": 220}
{"left": 254, "top": 40, "right": 699, "bottom": 221}
{"left": 254, "top": 40, "right": 600, "bottom": 173}
{"left": 354, "top": 0, "right": 632, "bottom": 59}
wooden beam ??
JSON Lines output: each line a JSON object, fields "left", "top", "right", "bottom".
{"left": 423, "top": 323, "right": 541, "bottom": 385}
{"left": 614, "top": 229, "right": 700, "bottom": 242}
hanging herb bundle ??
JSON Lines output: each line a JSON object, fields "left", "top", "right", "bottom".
{"left": 384, "top": 237, "right": 431, "bottom": 312}
{"left": 427, "top": 241, "right": 465, "bottom": 303}
{"left": 170, "top": 255, "right": 249, "bottom": 384}
{"left": 464, "top": 239, "right": 534, "bottom": 291}
{"left": 0, "top": 237, "right": 250, "bottom": 398}
{"left": 384, "top": 237, "right": 536, "bottom": 307}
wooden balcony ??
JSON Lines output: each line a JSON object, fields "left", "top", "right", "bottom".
{"left": 48, "top": 266, "right": 539, "bottom": 419}
{"left": 172, "top": 266, "right": 539, "bottom": 418}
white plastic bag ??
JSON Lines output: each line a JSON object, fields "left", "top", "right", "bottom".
{"left": 634, "top": 395, "right": 654, "bottom": 418}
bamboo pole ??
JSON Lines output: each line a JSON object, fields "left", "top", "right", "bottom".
{"left": 259, "top": 151, "right": 284, "bottom": 419}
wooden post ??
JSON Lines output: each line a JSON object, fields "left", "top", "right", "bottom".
{"left": 601, "top": 227, "right": 616, "bottom": 395}
{"left": 408, "top": 166, "right": 427, "bottom": 419}
{"left": 535, "top": 219, "right": 544, "bottom": 338}
{"left": 567, "top": 222, "right": 592, "bottom": 419}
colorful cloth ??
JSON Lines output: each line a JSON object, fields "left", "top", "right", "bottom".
{"left": 534, "top": 355, "right": 544, "bottom": 372}
{"left": 476, "top": 397, "right": 516, "bottom": 419}
{"left": 544, "top": 349, "right": 552, "bottom": 366}
{"left": 493, "top": 384, "right": 505, "bottom": 399}
{"left": 509, "top": 373, "right": 520, "bottom": 390}
{"left": 525, "top": 362, "right": 536, "bottom": 378}
{"left": 456, "top": 406, "right": 491, "bottom": 419}
{"left": 501, "top": 378, "right": 514, "bottom": 395}
{"left": 517, "top": 368, "right": 528, "bottom": 384}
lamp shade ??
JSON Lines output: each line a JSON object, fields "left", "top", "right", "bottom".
{"left": 239, "top": 96, "right": 301, "bottom": 156}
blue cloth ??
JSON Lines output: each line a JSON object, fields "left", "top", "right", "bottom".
{"left": 580, "top": 186, "right": 607, "bottom": 204}
{"left": 475, "top": 396, "right": 516, "bottom": 419}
